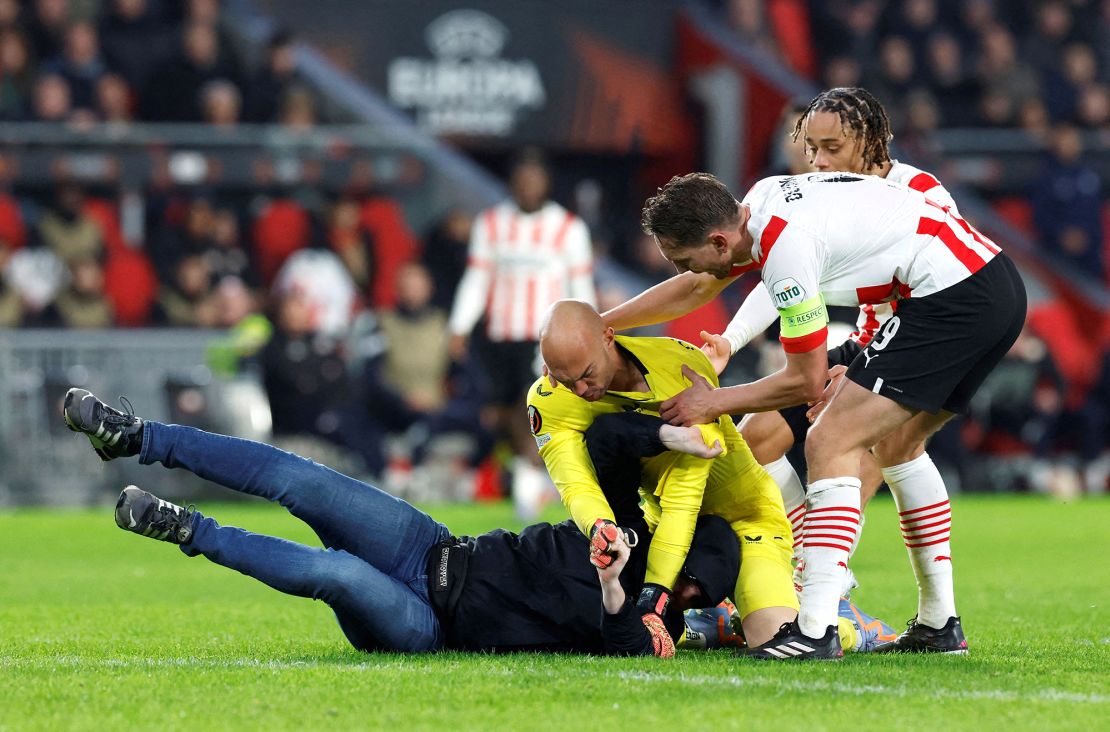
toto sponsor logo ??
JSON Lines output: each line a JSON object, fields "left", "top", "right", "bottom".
{"left": 387, "top": 9, "right": 546, "bottom": 136}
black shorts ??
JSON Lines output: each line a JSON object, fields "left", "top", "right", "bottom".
{"left": 476, "top": 339, "right": 539, "bottom": 406}
{"left": 779, "top": 340, "right": 864, "bottom": 444}
{"left": 845, "top": 253, "right": 1027, "bottom": 414}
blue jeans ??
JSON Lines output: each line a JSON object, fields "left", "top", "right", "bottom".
{"left": 139, "top": 422, "right": 452, "bottom": 652}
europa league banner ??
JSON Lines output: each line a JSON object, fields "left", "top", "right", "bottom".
{"left": 264, "top": 0, "right": 692, "bottom": 154}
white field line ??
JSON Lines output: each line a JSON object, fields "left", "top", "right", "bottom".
{"left": 1, "top": 656, "right": 1106, "bottom": 705}
{"left": 616, "top": 670, "right": 1110, "bottom": 705}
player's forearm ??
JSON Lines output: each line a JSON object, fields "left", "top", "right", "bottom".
{"left": 712, "top": 367, "right": 823, "bottom": 416}
{"left": 600, "top": 577, "right": 626, "bottom": 614}
{"left": 447, "top": 267, "right": 491, "bottom": 336}
{"left": 602, "top": 272, "right": 729, "bottom": 331}
{"left": 723, "top": 281, "right": 779, "bottom": 355}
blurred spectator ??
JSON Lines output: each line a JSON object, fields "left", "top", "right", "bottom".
{"left": 880, "top": 0, "right": 937, "bottom": 57}
{"left": 200, "top": 78, "right": 241, "bottom": 128}
{"left": 211, "top": 275, "right": 256, "bottom": 329}
{"left": 821, "top": 55, "right": 862, "bottom": 91}
{"left": 0, "top": 29, "right": 34, "bottom": 120}
{"left": 421, "top": 209, "right": 472, "bottom": 311}
{"left": 924, "top": 32, "right": 980, "bottom": 127}
{"left": 1044, "top": 42, "right": 1100, "bottom": 123}
{"left": 0, "top": 0, "right": 20, "bottom": 32}
{"left": 278, "top": 85, "right": 317, "bottom": 132}
{"left": 31, "top": 72, "right": 71, "bottom": 121}
{"left": 184, "top": 0, "right": 243, "bottom": 76}
{"left": 373, "top": 261, "right": 450, "bottom": 414}
{"left": 96, "top": 72, "right": 132, "bottom": 125}
{"left": 99, "top": 0, "right": 171, "bottom": 92}
{"left": 1029, "top": 124, "right": 1104, "bottom": 274}
{"left": 142, "top": 22, "right": 239, "bottom": 122}
{"left": 765, "top": 99, "right": 813, "bottom": 177}
{"left": 26, "top": 0, "right": 69, "bottom": 62}
{"left": 6, "top": 246, "right": 65, "bottom": 321}
{"left": 976, "top": 25, "right": 1041, "bottom": 125}
{"left": 1022, "top": 1, "right": 1076, "bottom": 73}
{"left": 726, "top": 0, "right": 781, "bottom": 61}
{"left": 203, "top": 207, "right": 255, "bottom": 286}
{"left": 42, "top": 21, "right": 105, "bottom": 112}
{"left": 247, "top": 30, "right": 297, "bottom": 123}
{"left": 1018, "top": 98, "right": 1052, "bottom": 140}
{"left": 152, "top": 253, "right": 219, "bottom": 327}
{"left": 38, "top": 182, "right": 104, "bottom": 264}
{"left": 36, "top": 256, "right": 113, "bottom": 328}
{"left": 447, "top": 148, "right": 595, "bottom": 516}
{"left": 150, "top": 194, "right": 214, "bottom": 282}
{"left": 866, "top": 35, "right": 918, "bottom": 123}
{"left": 271, "top": 248, "right": 356, "bottom": 338}
{"left": 328, "top": 196, "right": 374, "bottom": 294}
{"left": 1075, "top": 84, "right": 1110, "bottom": 129}
{"left": 809, "top": 0, "right": 883, "bottom": 63}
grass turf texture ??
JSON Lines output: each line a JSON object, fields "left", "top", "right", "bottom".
{"left": 1, "top": 494, "right": 1107, "bottom": 731}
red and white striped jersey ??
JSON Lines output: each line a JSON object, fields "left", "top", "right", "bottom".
{"left": 849, "top": 162, "right": 958, "bottom": 345}
{"left": 741, "top": 171, "right": 1001, "bottom": 353}
{"left": 449, "top": 200, "right": 596, "bottom": 342}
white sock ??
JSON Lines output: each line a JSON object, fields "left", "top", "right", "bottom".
{"left": 763, "top": 455, "right": 806, "bottom": 563}
{"left": 797, "top": 477, "right": 861, "bottom": 639}
{"left": 512, "top": 458, "right": 545, "bottom": 521}
{"left": 882, "top": 452, "right": 956, "bottom": 628}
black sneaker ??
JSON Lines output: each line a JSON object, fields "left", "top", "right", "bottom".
{"left": 740, "top": 620, "right": 843, "bottom": 660}
{"left": 873, "top": 616, "right": 969, "bottom": 654}
{"left": 63, "top": 388, "right": 144, "bottom": 461}
{"left": 114, "top": 485, "right": 195, "bottom": 544}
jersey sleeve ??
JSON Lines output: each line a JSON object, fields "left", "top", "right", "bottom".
{"left": 526, "top": 383, "right": 615, "bottom": 535}
{"left": 642, "top": 451, "right": 711, "bottom": 589}
{"left": 760, "top": 229, "right": 829, "bottom": 354}
{"left": 447, "top": 209, "right": 496, "bottom": 336}
{"left": 723, "top": 280, "right": 780, "bottom": 354}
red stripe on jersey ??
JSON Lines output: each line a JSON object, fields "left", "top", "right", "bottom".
{"left": 907, "top": 172, "right": 941, "bottom": 193}
{"left": 780, "top": 327, "right": 827, "bottom": 353}
{"left": 551, "top": 211, "right": 576, "bottom": 255}
{"left": 728, "top": 261, "right": 760, "bottom": 277}
{"left": 524, "top": 275, "right": 537, "bottom": 339}
{"left": 569, "top": 264, "right": 593, "bottom": 277}
{"left": 951, "top": 214, "right": 1002, "bottom": 254}
{"left": 917, "top": 217, "right": 987, "bottom": 274}
{"left": 549, "top": 273, "right": 563, "bottom": 301}
{"left": 466, "top": 256, "right": 492, "bottom": 270}
{"left": 899, "top": 499, "right": 950, "bottom": 516}
{"left": 852, "top": 304, "right": 881, "bottom": 345}
{"left": 484, "top": 209, "right": 499, "bottom": 243}
{"left": 507, "top": 214, "right": 519, "bottom": 244}
{"left": 787, "top": 504, "right": 806, "bottom": 519}
{"left": 532, "top": 216, "right": 545, "bottom": 244}
{"left": 755, "top": 216, "right": 788, "bottom": 264}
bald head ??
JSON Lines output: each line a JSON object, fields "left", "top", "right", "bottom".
{"left": 539, "top": 300, "right": 617, "bottom": 401}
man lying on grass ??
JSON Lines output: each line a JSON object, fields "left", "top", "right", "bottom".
{"left": 64, "top": 387, "right": 891, "bottom": 657}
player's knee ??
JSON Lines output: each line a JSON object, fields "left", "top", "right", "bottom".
{"left": 739, "top": 413, "right": 792, "bottom": 465}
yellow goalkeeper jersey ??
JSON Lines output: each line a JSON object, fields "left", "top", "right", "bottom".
{"left": 526, "top": 335, "right": 790, "bottom": 594}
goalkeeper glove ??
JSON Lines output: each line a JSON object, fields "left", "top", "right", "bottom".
{"left": 589, "top": 518, "right": 638, "bottom": 568}
{"left": 636, "top": 583, "right": 675, "bottom": 658}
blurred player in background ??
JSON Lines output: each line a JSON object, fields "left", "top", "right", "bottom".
{"left": 448, "top": 149, "right": 596, "bottom": 518}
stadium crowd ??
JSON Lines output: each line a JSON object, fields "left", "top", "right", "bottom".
{"left": 0, "top": 0, "right": 1106, "bottom": 497}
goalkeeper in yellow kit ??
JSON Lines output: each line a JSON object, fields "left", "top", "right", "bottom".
{"left": 530, "top": 299, "right": 798, "bottom": 650}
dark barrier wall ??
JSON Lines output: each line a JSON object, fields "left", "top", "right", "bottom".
{"left": 260, "top": 0, "right": 694, "bottom": 155}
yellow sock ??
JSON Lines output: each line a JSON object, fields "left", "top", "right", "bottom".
{"left": 837, "top": 616, "right": 859, "bottom": 653}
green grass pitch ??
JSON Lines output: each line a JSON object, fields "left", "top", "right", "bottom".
{"left": 2, "top": 494, "right": 1107, "bottom": 731}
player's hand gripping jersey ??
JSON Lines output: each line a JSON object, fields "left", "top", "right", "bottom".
{"left": 526, "top": 335, "right": 796, "bottom": 617}
{"left": 740, "top": 172, "right": 1001, "bottom": 355}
